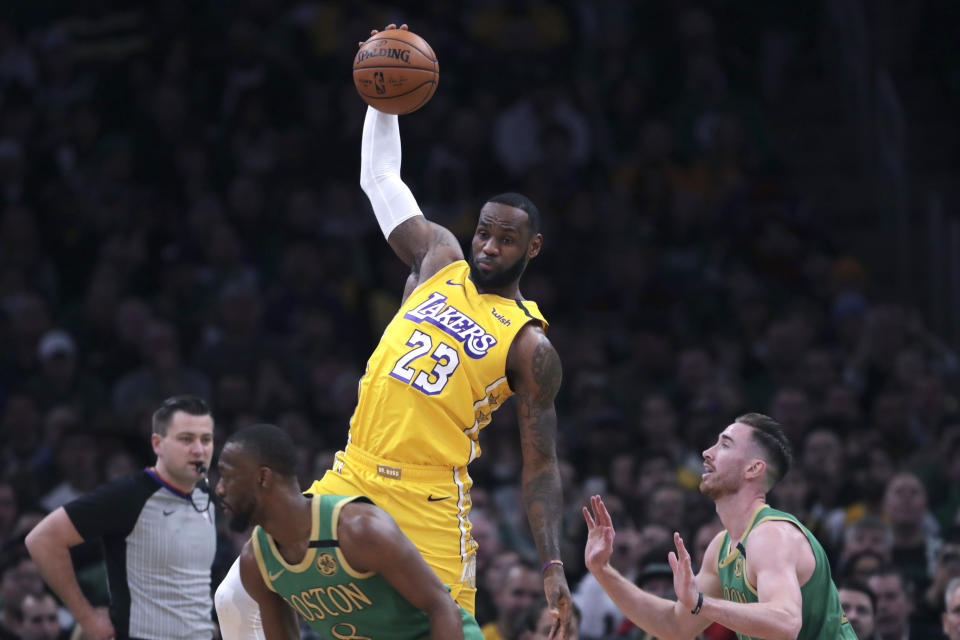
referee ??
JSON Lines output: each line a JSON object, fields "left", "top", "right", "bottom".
{"left": 26, "top": 396, "right": 217, "bottom": 640}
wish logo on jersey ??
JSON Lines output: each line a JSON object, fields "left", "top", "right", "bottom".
{"left": 403, "top": 292, "right": 498, "bottom": 358}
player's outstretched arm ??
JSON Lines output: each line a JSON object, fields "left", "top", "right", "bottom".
{"left": 508, "top": 324, "right": 571, "bottom": 638}
{"left": 682, "top": 521, "right": 804, "bottom": 640}
{"left": 238, "top": 543, "right": 299, "bottom": 640}
{"left": 583, "top": 496, "right": 716, "bottom": 640}
{"left": 358, "top": 100, "right": 462, "bottom": 295}
{"left": 337, "top": 502, "right": 466, "bottom": 640}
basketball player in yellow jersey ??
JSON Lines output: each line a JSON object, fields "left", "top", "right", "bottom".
{"left": 319, "top": 22, "right": 570, "bottom": 638}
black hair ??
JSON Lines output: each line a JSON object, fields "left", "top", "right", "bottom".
{"left": 838, "top": 578, "right": 877, "bottom": 613}
{"left": 152, "top": 395, "right": 212, "bottom": 435}
{"left": 486, "top": 192, "right": 541, "bottom": 236}
{"left": 869, "top": 564, "right": 914, "bottom": 596}
{"left": 224, "top": 423, "right": 297, "bottom": 477}
{"left": 736, "top": 412, "right": 793, "bottom": 487}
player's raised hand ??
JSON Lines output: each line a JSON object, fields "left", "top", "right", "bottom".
{"left": 668, "top": 532, "right": 699, "bottom": 611}
{"left": 582, "top": 495, "right": 616, "bottom": 574}
{"left": 359, "top": 22, "right": 408, "bottom": 47}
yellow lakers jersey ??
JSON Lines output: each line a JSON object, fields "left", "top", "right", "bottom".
{"left": 347, "top": 260, "right": 547, "bottom": 467}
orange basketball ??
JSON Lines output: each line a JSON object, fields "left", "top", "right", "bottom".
{"left": 353, "top": 29, "right": 439, "bottom": 115}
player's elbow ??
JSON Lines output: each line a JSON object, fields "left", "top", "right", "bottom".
{"left": 776, "top": 613, "right": 802, "bottom": 640}
{"left": 24, "top": 526, "right": 42, "bottom": 555}
{"left": 359, "top": 161, "right": 399, "bottom": 193}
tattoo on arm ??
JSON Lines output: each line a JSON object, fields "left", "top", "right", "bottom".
{"left": 388, "top": 217, "right": 429, "bottom": 272}
{"left": 517, "top": 336, "right": 564, "bottom": 560}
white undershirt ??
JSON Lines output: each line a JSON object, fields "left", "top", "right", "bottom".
{"left": 215, "top": 557, "right": 265, "bottom": 640}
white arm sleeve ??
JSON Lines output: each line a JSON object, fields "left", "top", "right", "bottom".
{"left": 215, "top": 557, "right": 265, "bottom": 640}
{"left": 359, "top": 106, "right": 424, "bottom": 239}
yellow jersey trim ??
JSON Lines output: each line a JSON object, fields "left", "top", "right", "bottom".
{"left": 265, "top": 496, "right": 320, "bottom": 573}
{"left": 250, "top": 529, "right": 277, "bottom": 593}
{"left": 718, "top": 503, "right": 768, "bottom": 568}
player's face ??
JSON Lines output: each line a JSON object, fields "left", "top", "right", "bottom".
{"left": 839, "top": 588, "right": 876, "bottom": 639}
{"left": 700, "top": 422, "right": 756, "bottom": 500}
{"left": 215, "top": 443, "right": 260, "bottom": 532}
{"left": 945, "top": 585, "right": 960, "bottom": 640}
{"left": 469, "top": 203, "right": 541, "bottom": 290}
{"left": 153, "top": 411, "right": 214, "bottom": 487}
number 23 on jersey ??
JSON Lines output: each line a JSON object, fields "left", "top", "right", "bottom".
{"left": 390, "top": 329, "right": 460, "bottom": 395}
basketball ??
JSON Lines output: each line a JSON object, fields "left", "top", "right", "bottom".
{"left": 353, "top": 29, "right": 439, "bottom": 115}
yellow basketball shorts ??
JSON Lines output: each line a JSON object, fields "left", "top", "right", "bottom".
{"left": 305, "top": 445, "right": 478, "bottom": 614}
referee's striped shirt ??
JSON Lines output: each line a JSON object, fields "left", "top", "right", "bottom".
{"left": 64, "top": 468, "right": 216, "bottom": 640}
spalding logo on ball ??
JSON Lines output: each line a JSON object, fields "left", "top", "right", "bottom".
{"left": 353, "top": 28, "right": 439, "bottom": 115}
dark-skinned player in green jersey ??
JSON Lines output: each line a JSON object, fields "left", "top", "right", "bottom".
{"left": 215, "top": 423, "right": 482, "bottom": 640}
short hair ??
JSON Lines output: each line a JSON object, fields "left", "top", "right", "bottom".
{"left": 844, "top": 516, "right": 893, "bottom": 548}
{"left": 152, "top": 395, "right": 212, "bottom": 435}
{"left": 736, "top": 412, "right": 793, "bottom": 486}
{"left": 224, "top": 423, "right": 297, "bottom": 477}
{"left": 946, "top": 576, "right": 960, "bottom": 609}
{"left": 486, "top": 192, "right": 541, "bottom": 236}
{"left": 838, "top": 578, "right": 876, "bottom": 613}
{"left": 868, "top": 564, "right": 913, "bottom": 596}
{"left": 841, "top": 548, "right": 886, "bottom": 580}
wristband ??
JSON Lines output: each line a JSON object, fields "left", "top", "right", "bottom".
{"left": 690, "top": 592, "right": 703, "bottom": 615}
{"left": 541, "top": 559, "right": 564, "bottom": 573}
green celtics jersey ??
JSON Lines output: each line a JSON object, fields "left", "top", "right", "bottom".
{"left": 716, "top": 504, "right": 856, "bottom": 640}
{"left": 251, "top": 494, "right": 482, "bottom": 640}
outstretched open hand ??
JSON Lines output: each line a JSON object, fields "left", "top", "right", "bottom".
{"left": 582, "top": 495, "right": 616, "bottom": 574}
{"left": 667, "top": 532, "right": 699, "bottom": 611}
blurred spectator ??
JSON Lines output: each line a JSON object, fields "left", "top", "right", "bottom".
{"left": 0, "top": 482, "right": 16, "bottom": 548}
{"left": 868, "top": 567, "right": 915, "bottom": 640}
{"left": 27, "top": 329, "right": 105, "bottom": 414}
{"left": 111, "top": 320, "right": 211, "bottom": 413}
{"left": 840, "top": 517, "right": 894, "bottom": 572}
{"left": 481, "top": 561, "right": 542, "bottom": 640}
{"left": 843, "top": 550, "right": 887, "bottom": 584}
{"left": 945, "top": 577, "right": 960, "bottom": 640}
{"left": 0, "top": 549, "right": 45, "bottom": 639}
{"left": 39, "top": 429, "right": 99, "bottom": 512}
{"left": 17, "top": 590, "right": 65, "bottom": 640}
{"left": 882, "top": 472, "right": 939, "bottom": 592}
{"left": 920, "top": 527, "right": 960, "bottom": 622}
{"left": 516, "top": 599, "right": 581, "bottom": 640}
{"left": 838, "top": 579, "right": 878, "bottom": 640}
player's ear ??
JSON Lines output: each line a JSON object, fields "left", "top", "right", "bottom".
{"left": 527, "top": 233, "right": 543, "bottom": 259}
{"left": 746, "top": 459, "right": 766, "bottom": 480}
{"left": 258, "top": 467, "right": 271, "bottom": 488}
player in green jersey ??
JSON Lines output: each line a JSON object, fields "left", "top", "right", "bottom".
{"left": 583, "top": 413, "right": 856, "bottom": 640}
{"left": 215, "top": 423, "right": 483, "bottom": 640}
